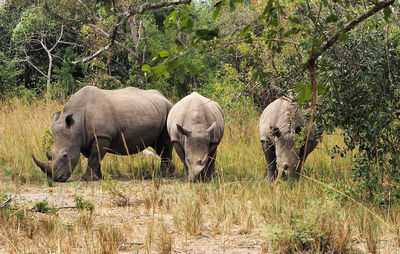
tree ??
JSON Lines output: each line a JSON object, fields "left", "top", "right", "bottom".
{"left": 11, "top": 6, "right": 77, "bottom": 96}
{"left": 142, "top": 0, "right": 399, "bottom": 196}
{"left": 42, "top": 0, "right": 191, "bottom": 86}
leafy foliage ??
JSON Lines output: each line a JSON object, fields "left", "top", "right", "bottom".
{"left": 33, "top": 200, "right": 59, "bottom": 215}
{"left": 74, "top": 196, "right": 95, "bottom": 212}
{"left": 317, "top": 28, "right": 400, "bottom": 202}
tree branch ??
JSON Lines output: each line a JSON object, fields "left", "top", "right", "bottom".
{"left": 304, "top": 0, "right": 395, "bottom": 68}
{"left": 72, "top": 0, "right": 191, "bottom": 65}
{"left": 107, "top": 74, "right": 123, "bottom": 86}
{"left": 72, "top": 44, "right": 111, "bottom": 64}
{"left": 21, "top": 57, "right": 48, "bottom": 78}
{"left": 132, "top": 0, "right": 191, "bottom": 16}
{"left": 49, "top": 23, "right": 64, "bottom": 52}
{"left": 220, "top": 37, "right": 298, "bottom": 46}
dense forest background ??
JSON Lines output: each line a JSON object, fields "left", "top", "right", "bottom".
{"left": 1, "top": 0, "right": 400, "bottom": 203}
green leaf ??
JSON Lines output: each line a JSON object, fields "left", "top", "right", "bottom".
{"left": 263, "top": 29, "right": 277, "bottom": 39}
{"left": 229, "top": 0, "right": 243, "bottom": 12}
{"left": 338, "top": 23, "right": 348, "bottom": 42}
{"left": 229, "top": 0, "right": 235, "bottom": 11}
{"left": 213, "top": 0, "right": 224, "bottom": 20}
{"left": 383, "top": 7, "right": 392, "bottom": 23}
{"left": 195, "top": 29, "right": 219, "bottom": 41}
{"left": 228, "top": 47, "right": 235, "bottom": 55}
{"left": 295, "top": 83, "right": 312, "bottom": 105}
{"left": 159, "top": 51, "right": 170, "bottom": 58}
{"left": 269, "top": 16, "right": 278, "bottom": 27}
{"left": 164, "top": 10, "right": 178, "bottom": 28}
{"left": 239, "top": 25, "right": 250, "bottom": 39}
{"left": 317, "top": 83, "right": 326, "bottom": 95}
{"left": 141, "top": 64, "right": 151, "bottom": 72}
{"left": 284, "top": 27, "right": 300, "bottom": 37}
{"left": 251, "top": 72, "right": 259, "bottom": 82}
{"left": 168, "top": 59, "right": 180, "bottom": 70}
{"left": 325, "top": 14, "right": 338, "bottom": 23}
{"left": 176, "top": 67, "right": 185, "bottom": 84}
{"left": 96, "top": 0, "right": 112, "bottom": 15}
{"left": 262, "top": 0, "right": 274, "bottom": 16}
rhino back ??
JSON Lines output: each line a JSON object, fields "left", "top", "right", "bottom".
{"left": 167, "top": 92, "right": 224, "bottom": 142}
{"left": 259, "top": 98, "right": 305, "bottom": 141}
{"left": 63, "top": 86, "right": 172, "bottom": 153}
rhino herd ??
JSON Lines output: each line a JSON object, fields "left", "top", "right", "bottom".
{"left": 33, "top": 86, "right": 317, "bottom": 183}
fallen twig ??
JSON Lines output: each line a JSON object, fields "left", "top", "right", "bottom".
{"left": 0, "top": 195, "right": 13, "bottom": 209}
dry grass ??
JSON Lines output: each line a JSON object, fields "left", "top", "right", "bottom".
{"left": 0, "top": 98, "right": 400, "bottom": 253}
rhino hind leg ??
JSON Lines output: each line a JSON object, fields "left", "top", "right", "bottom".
{"left": 82, "top": 137, "right": 110, "bottom": 181}
{"left": 261, "top": 140, "right": 278, "bottom": 183}
{"left": 154, "top": 126, "right": 175, "bottom": 176}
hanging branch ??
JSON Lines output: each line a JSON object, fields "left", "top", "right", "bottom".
{"left": 299, "top": 0, "right": 395, "bottom": 177}
{"left": 304, "top": 0, "right": 395, "bottom": 69}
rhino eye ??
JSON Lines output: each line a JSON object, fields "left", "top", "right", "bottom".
{"left": 271, "top": 127, "right": 281, "bottom": 138}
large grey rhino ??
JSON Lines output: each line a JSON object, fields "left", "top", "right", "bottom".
{"left": 32, "top": 86, "right": 175, "bottom": 182}
{"left": 259, "top": 97, "right": 318, "bottom": 182}
{"left": 167, "top": 92, "right": 224, "bottom": 182}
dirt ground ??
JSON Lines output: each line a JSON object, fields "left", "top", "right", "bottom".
{"left": 0, "top": 176, "right": 267, "bottom": 253}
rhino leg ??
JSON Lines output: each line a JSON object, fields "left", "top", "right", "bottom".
{"left": 172, "top": 142, "right": 189, "bottom": 181}
{"left": 154, "top": 126, "right": 175, "bottom": 176}
{"left": 199, "top": 145, "right": 218, "bottom": 182}
{"left": 82, "top": 137, "right": 110, "bottom": 181}
{"left": 261, "top": 140, "right": 278, "bottom": 183}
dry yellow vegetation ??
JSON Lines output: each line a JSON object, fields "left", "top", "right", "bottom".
{"left": 0, "top": 99, "right": 399, "bottom": 253}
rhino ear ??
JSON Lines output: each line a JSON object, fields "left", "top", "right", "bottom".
{"left": 52, "top": 111, "right": 61, "bottom": 124}
{"left": 65, "top": 114, "right": 74, "bottom": 128}
{"left": 206, "top": 122, "right": 220, "bottom": 143}
{"left": 177, "top": 124, "right": 191, "bottom": 137}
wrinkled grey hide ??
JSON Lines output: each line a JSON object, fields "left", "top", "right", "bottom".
{"left": 33, "top": 86, "right": 174, "bottom": 182}
{"left": 167, "top": 92, "right": 224, "bottom": 182}
{"left": 259, "top": 97, "right": 317, "bottom": 182}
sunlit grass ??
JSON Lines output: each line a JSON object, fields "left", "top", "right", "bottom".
{"left": 0, "top": 98, "right": 399, "bottom": 253}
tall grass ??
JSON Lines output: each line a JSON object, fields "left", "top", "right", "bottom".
{"left": 0, "top": 98, "right": 400, "bottom": 253}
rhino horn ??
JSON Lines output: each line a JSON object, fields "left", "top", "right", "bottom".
{"left": 46, "top": 150, "right": 53, "bottom": 160}
{"left": 32, "top": 154, "right": 53, "bottom": 177}
{"left": 206, "top": 122, "right": 217, "bottom": 133}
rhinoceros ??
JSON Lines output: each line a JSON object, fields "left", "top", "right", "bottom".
{"left": 259, "top": 97, "right": 318, "bottom": 182}
{"left": 32, "top": 86, "right": 175, "bottom": 182}
{"left": 167, "top": 92, "right": 224, "bottom": 182}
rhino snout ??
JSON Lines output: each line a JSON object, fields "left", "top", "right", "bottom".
{"left": 53, "top": 171, "right": 71, "bottom": 182}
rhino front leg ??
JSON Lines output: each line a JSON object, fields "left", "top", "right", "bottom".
{"left": 172, "top": 142, "right": 189, "bottom": 181}
{"left": 82, "top": 137, "right": 110, "bottom": 181}
{"left": 199, "top": 145, "right": 218, "bottom": 182}
{"left": 261, "top": 140, "right": 278, "bottom": 183}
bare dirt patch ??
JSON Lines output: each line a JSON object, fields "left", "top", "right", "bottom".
{"left": 0, "top": 177, "right": 267, "bottom": 253}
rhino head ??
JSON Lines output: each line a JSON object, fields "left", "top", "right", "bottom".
{"left": 177, "top": 122, "right": 218, "bottom": 181}
{"left": 270, "top": 125, "right": 315, "bottom": 180}
{"left": 32, "top": 111, "right": 81, "bottom": 182}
